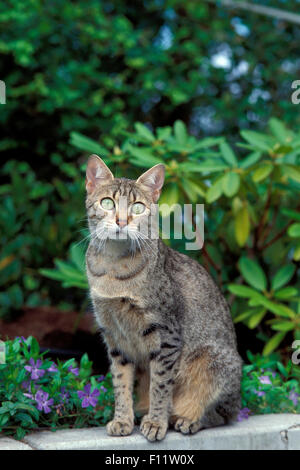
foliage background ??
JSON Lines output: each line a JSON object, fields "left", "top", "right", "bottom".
{"left": 1, "top": 0, "right": 300, "bottom": 360}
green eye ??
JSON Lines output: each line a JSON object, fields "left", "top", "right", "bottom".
{"left": 132, "top": 202, "right": 145, "bottom": 215}
{"left": 100, "top": 198, "right": 115, "bottom": 210}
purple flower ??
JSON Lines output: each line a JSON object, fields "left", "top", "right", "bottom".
{"left": 258, "top": 375, "right": 272, "bottom": 385}
{"left": 97, "top": 375, "right": 105, "bottom": 382}
{"left": 16, "top": 336, "right": 27, "bottom": 343}
{"left": 60, "top": 387, "right": 70, "bottom": 403}
{"left": 77, "top": 384, "right": 100, "bottom": 408}
{"left": 288, "top": 390, "right": 299, "bottom": 407}
{"left": 21, "top": 380, "right": 31, "bottom": 391}
{"left": 254, "top": 390, "right": 266, "bottom": 397}
{"left": 237, "top": 407, "right": 251, "bottom": 422}
{"left": 47, "top": 362, "right": 58, "bottom": 372}
{"left": 35, "top": 390, "right": 54, "bottom": 413}
{"left": 100, "top": 385, "right": 107, "bottom": 393}
{"left": 23, "top": 391, "right": 35, "bottom": 400}
{"left": 24, "top": 358, "right": 45, "bottom": 380}
{"left": 68, "top": 365, "right": 79, "bottom": 376}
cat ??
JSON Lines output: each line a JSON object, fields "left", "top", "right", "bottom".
{"left": 85, "top": 154, "right": 242, "bottom": 442}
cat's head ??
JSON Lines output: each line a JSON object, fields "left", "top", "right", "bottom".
{"left": 85, "top": 154, "right": 165, "bottom": 246}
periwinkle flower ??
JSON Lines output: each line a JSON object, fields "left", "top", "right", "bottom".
{"left": 288, "top": 390, "right": 299, "bottom": 407}
{"left": 68, "top": 365, "right": 79, "bottom": 376}
{"left": 77, "top": 384, "right": 100, "bottom": 408}
{"left": 35, "top": 390, "right": 54, "bottom": 413}
{"left": 24, "top": 358, "right": 45, "bottom": 380}
{"left": 16, "top": 336, "right": 27, "bottom": 344}
{"left": 47, "top": 362, "right": 58, "bottom": 372}
{"left": 254, "top": 390, "right": 266, "bottom": 397}
{"left": 258, "top": 375, "right": 272, "bottom": 385}
{"left": 60, "top": 387, "right": 70, "bottom": 403}
{"left": 237, "top": 407, "right": 251, "bottom": 422}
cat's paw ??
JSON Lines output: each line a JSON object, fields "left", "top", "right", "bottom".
{"left": 140, "top": 415, "right": 168, "bottom": 442}
{"left": 174, "top": 417, "right": 202, "bottom": 434}
{"left": 106, "top": 418, "right": 134, "bottom": 436}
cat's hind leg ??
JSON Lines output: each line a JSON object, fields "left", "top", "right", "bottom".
{"left": 171, "top": 352, "right": 223, "bottom": 434}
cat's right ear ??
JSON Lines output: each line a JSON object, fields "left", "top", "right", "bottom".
{"left": 86, "top": 155, "right": 114, "bottom": 193}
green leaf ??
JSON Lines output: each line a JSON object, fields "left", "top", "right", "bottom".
{"left": 260, "top": 300, "right": 295, "bottom": 319}
{"left": 239, "top": 151, "right": 262, "bottom": 169}
{"left": 159, "top": 184, "right": 180, "bottom": 217}
{"left": 271, "top": 265, "right": 296, "bottom": 291}
{"left": 70, "top": 244, "right": 86, "bottom": 273}
{"left": 174, "top": 120, "right": 187, "bottom": 145}
{"left": 157, "top": 127, "right": 172, "bottom": 141}
{"left": 274, "top": 287, "right": 298, "bottom": 300}
{"left": 54, "top": 260, "right": 86, "bottom": 281}
{"left": 276, "top": 361, "right": 289, "bottom": 378}
{"left": 263, "top": 332, "right": 286, "bottom": 356}
{"left": 222, "top": 172, "right": 240, "bottom": 197}
{"left": 228, "top": 284, "right": 261, "bottom": 299}
{"left": 282, "top": 164, "right": 300, "bottom": 183}
{"left": 181, "top": 179, "right": 205, "bottom": 202}
{"left": 233, "top": 309, "right": 256, "bottom": 323}
{"left": 220, "top": 141, "right": 238, "bottom": 167}
{"left": 271, "top": 321, "right": 295, "bottom": 332}
{"left": 234, "top": 205, "right": 250, "bottom": 247}
{"left": 193, "top": 137, "right": 223, "bottom": 150}
{"left": 134, "top": 122, "right": 155, "bottom": 142}
{"left": 28, "top": 337, "right": 39, "bottom": 357}
{"left": 288, "top": 223, "right": 300, "bottom": 238}
{"left": 269, "top": 118, "right": 293, "bottom": 144}
{"left": 248, "top": 308, "right": 266, "bottom": 329}
{"left": 127, "top": 145, "right": 162, "bottom": 167}
{"left": 240, "top": 130, "right": 275, "bottom": 152}
{"left": 179, "top": 161, "right": 228, "bottom": 173}
{"left": 252, "top": 163, "right": 273, "bottom": 182}
{"left": 238, "top": 257, "right": 267, "bottom": 292}
{"left": 70, "top": 132, "right": 109, "bottom": 157}
{"left": 206, "top": 179, "right": 223, "bottom": 203}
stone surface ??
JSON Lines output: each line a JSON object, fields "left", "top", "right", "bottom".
{"left": 287, "top": 424, "right": 300, "bottom": 450}
{"left": 19, "top": 414, "right": 300, "bottom": 451}
{"left": 0, "top": 436, "right": 32, "bottom": 450}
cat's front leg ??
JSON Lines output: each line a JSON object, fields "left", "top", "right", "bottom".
{"left": 140, "top": 343, "right": 181, "bottom": 442}
{"left": 106, "top": 349, "right": 135, "bottom": 436}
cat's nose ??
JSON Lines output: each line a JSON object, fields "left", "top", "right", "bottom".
{"left": 116, "top": 219, "right": 127, "bottom": 228}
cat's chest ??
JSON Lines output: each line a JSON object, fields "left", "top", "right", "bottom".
{"left": 86, "top": 251, "right": 149, "bottom": 304}
{"left": 94, "top": 297, "right": 152, "bottom": 361}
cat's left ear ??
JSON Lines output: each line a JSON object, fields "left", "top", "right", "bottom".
{"left": 86, "top": 154, "right": 114, "bottom": 194}
{"left": 136, "top": 164, "right": 165, "bottom": 202}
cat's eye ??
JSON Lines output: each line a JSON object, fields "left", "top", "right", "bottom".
{"left": 100, "top": 198, "right": 115, "bottom": 210}
{"left": 131, "top": 202, "right": 145, "bottom": 215}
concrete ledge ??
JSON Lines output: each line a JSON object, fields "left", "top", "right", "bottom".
{"left": 0, "top": 437, "right": 32, "bottom": 450}
{"left": 1, "top": 414, "right": 299, "bottom": 450}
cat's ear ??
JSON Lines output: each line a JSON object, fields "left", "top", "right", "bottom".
{"left": 86, "top": 154, "right": 114, "bottom": 193}
{"left": 136, "top": 164, "right": 165, "bottom": 202}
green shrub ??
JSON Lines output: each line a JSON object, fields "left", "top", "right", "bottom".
{"left": 0, "top": 159, "right": 86, "bottom": 317}
{"left": 42, "top": 117, "right": 300, "bottom": 355}
{"left": 0, "top": 336, "right": 114, "bottom": 440}
{"left": 1, "top": 0, "right": 300, "bottom": 170}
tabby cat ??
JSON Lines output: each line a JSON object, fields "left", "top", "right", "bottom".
{"left": 85, "top": 154, "right": 242, "bottom": 442}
